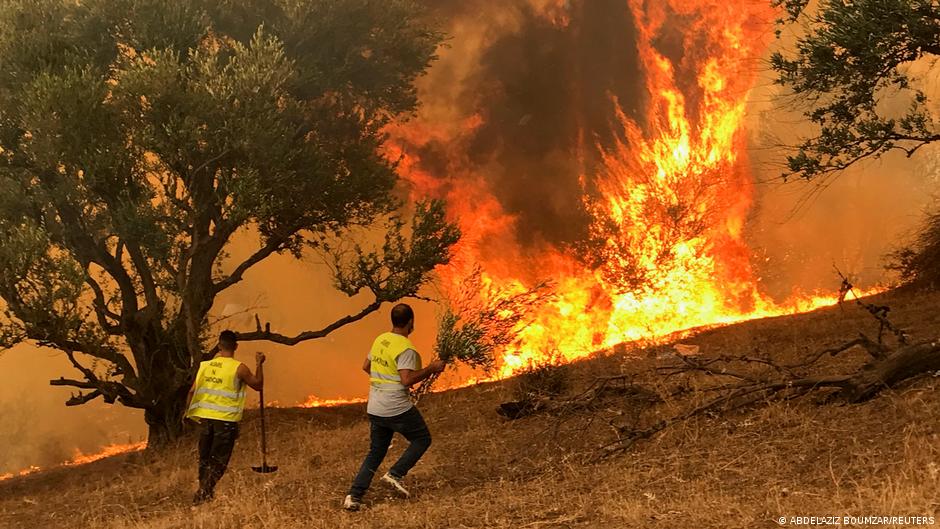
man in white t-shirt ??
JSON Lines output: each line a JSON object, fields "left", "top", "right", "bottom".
{"left": 343, "top": 304, "right": 444, "bottom": 511}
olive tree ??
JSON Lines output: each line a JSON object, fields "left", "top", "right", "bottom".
{"left": 0, "top": 0, "right": 458, "bottom": 445}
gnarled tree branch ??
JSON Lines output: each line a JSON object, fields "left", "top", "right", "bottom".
{"left": 211, "top": 235, "right": 290, "bottom": 295}
{"left": 234, "top": 299, "right": 384, "bottom": 346}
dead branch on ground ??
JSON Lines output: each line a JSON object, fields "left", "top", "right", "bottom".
{"left": 498, "top": 278, "right": 940, "bottom": 460}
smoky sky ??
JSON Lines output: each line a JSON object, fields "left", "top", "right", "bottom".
{"left": 417, "top": 0, "right": 645, "bottom": 249}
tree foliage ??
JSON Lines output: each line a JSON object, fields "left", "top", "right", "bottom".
{"left": 888, "top": 204, "right": 940, "bottom": 289}
{"left": 771, "top": 0, "right": 940, "bottom": 180}
{"left": 0, "top": 0, "right": 456, "bottom": 444}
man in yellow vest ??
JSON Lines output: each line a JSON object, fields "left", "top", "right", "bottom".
{"left": 343, "top": 303, "right": 445, "bottom": 511}
{"left": 186, "top": 330, "right": 265, "bottom": 505}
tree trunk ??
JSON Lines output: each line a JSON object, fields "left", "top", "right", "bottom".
{"left": 144, "top": 383, "right": 190, "bottom": 448}
{"left": 843, "top": 340, "right": 940, "bottom": 402}
{"left": 134, "top": 329, "right": 196, "bottom": 448}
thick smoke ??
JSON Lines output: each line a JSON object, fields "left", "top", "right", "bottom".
{"left": 410, "top": 0, "right": 645, "bottom": 249}
{"left": 745, "top": 28, "right": 938, "bottom": 295}
{"left": 0, "top": 346, "right": 145, "bottom": 475}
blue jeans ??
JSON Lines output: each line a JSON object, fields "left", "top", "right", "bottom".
{"left": 348, "top": 406, "right": 432, "bottom": 499}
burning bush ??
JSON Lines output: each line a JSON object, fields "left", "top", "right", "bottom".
{"left": 415, "top": 267, "right": 554, "bottom": 398}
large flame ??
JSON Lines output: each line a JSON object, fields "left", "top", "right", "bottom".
{"left": 386, "top": 0, "right": 872, "bottom": 379}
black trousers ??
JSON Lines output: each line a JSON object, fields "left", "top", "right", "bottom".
{"left": 197, "top": 419, "right": 239, "bottom": 499}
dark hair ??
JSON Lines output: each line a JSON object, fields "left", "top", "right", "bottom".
{"left": 219, "top": 330, "right": 238, "bottom": 351}
{"left": 390, "top": 303, "right": 414, "bottom": 328}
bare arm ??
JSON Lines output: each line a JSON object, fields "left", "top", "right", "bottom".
{"left": 362, "top": 356, "right": 371, "bottom": 375}
{"left": 237, "top": 352, "right": 266, "bottom": 391}
{"left": 399, "top": 359, "right": 445, "bottom": 388}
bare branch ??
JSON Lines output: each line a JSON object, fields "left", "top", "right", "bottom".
{"left": 65, "top": 389, "right": 103, "bottom": 406}
{"left": 50, "top": 377, "right": 98, "bottom": 389}
{"left": 234, "top": 300, "right": 384, "bottom": 346}
{"left": 85, "top": 274, "right": 122, "bottom": 334}
{"left": 49, "top": 375, "right": 143, "bottom": 408}
{"left": 64, "top": 349, "right": 98, "bottom": 384}
{"left": 212, "top": 236, "right": 290, "bottom": 295}
{"left": 125, "top": 240, "right": 161, "bottom": 315}
{"left": 836, "top": 270, "right": 909, "bottom": 345}
{"left": 657, "top": 354, "right": 760, "bottom": 382}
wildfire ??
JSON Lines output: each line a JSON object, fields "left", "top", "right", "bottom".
{"left": 0, "top": 465, "right": 41, "bottom": 481}
{"left": 2, "top": 0, "right": 888, "bottom": 485}
{"left": 301, "top": 395, "right": 367, "bottom": 408}
{"left": 0, "top": 441, "right": 145, "bottom": 482}
{"left": 388, "top": 1, "right": 882, "bottom": 378}
{"left": 65, "top": 441, "right": 147, "bottom": 466}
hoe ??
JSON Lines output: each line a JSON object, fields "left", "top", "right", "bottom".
{"left": 251, "top": 387, "right": 278, "bottom": 474}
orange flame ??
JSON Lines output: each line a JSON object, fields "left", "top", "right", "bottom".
{"left": 0, "top": 441, "right": 146, "bottom": 481}
{"left": 384, "top": 1, "right": 884, "bottom": 379}
{"left": 65, "top": 441, "right": 147, "bottom": 466}
{"left": 301, "top": 395, "right": 367, "bottom": 408}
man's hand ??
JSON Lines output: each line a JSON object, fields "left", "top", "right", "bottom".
{"left": 429, "top": 359, "right": 446, "bottom": 374}
{"left": 239, "top": 356, "right": 265, "bottom": 391}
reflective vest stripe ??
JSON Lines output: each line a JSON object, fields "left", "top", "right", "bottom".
{"left": 195, "top": 388, "right": 246, "bottom": 400}
{"left": 371, "top": 382, "right": 406, "bottom": 390}
{"left": 188, "top": 401, "right": 242, "bottom": 414}
{"left": 370, "top": 371, "right": 401, "bottom": 382}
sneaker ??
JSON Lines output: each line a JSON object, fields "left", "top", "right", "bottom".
{"left": 342, "top": 495, "right": 362, "bottom": 512}
{"left": 380, "top": 473, "right": 410, "bottom": 498}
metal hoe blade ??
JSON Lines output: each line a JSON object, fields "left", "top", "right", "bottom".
{"left": 252, "top": 464, "right": 278, "bottom": 474}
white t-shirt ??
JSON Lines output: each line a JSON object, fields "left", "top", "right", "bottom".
{"left": 366, "top": 348, "right": 420, "bottom": 417}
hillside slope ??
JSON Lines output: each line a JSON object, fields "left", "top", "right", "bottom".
{"left": 1, "top": 289, "right": 938, "bottom": 529}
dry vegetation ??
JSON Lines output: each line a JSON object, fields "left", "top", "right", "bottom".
{"left": 1, "top": 289, "right": 939, "bottom": 529}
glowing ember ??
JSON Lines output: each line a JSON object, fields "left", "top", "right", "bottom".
{"left": 387, "top": 1, "right": 886, "bottom": 379}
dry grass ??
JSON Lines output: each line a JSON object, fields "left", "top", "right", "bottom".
{"left": 1, "top": 289, "right": 939, "bottom": 528}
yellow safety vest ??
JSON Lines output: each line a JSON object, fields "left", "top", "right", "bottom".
{"left": 186, "top": 356, "right": 247, "bottom": 422}
{"left": 369, "top": 332, "right": 417, "bottom": 391}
